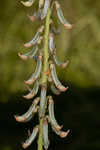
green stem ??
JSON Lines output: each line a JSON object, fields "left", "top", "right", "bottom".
{"left": 42, "top": 7, "right": 51, "bottom": 84}
{"left": 38, "top": 8, "right": 51, "bottom": 150}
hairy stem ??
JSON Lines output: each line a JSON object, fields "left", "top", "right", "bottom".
{"left": 38, "top": 8, "right": 51, "bottom": 150}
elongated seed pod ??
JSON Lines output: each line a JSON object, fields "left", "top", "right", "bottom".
{"left": 22, "top": 126, "right": 39, "bottom": 149}
{"left": 14, "top": 97, "right": 40, "bottom": 122}
{"left": 55, "top": 1, "right": 73, "bottom": 29}
{"left": 43, "top": 118, "right": 50, "bottom": 150}
{"left": 25, "top": 54, "right": 42, "bottom": 85}
{"left": 50, "top": 63, "right": 68, "bottom": 92}
{"left": 24, "top": 26, "right": 44, "bottom": 48}
{"left": 53, "top": 53, "right": 70, "bottom": 68}
{"left": 39, "top": 0, "right": 44, "bottom": 8}
{"left": 52, "top": 126, "right": 70, "bottom": 138}
{"left": 41, "top": 0, "right": 50, "bottom": 20}
{"left": 39, "top": 85, "right": 47, "bottom": 118}
{"left": 23, "top": 80, "right": 39, "bottom": 99}
{"left": 48, "top": 96, "right": 62, "bottom": 130}
{"left": 18, "top": 45, "right": 38, "bottom": 61}
{"left": 27, "top": 9, "right": 41, "bottom": 22}
{"left": 50, "top": 83, "right": 60, "bottom": 95}
{"left": 21, "top": 0, "right": 35, "bottom": 7}
{"left": 49, "top": 33, "right": 55, "bottom": 54}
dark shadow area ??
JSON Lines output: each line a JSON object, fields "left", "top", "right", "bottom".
{"left": 0, "top": 84, "right": 100, "bottom": 150}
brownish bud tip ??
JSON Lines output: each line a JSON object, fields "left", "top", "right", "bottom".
{"left": 34, "top": 97, "right": 40, "bottom": 105}
{"left": 64, "top": 24, "right": 73, "bottom": 30}
{"left": 14, "top": 115, "right": 25, "bottom": 122}
{"left": 18, "top": 53, "right": 29, "bottom": 61}
{"left": 23, "top": 92, "right": 35, "bottom": 99}
{"left": 27, "top": 14, "right": 36, "bottom": 22}
{"left": 59, "top": 129, "right": 70, "bottom": 138}
{"left": 22, "top": 143, "right": 28, "bottom": 149}
{"left": 24, "top": 79, "right": 35, "bottom": 85}
{"left": 61, "top": 60, "right": 70, "bottom": 68}
{"left": 24, "top": 43, "right": 33, "bottom": 48}
{"left": 53, "top": 124, "right": 63, "bottom": 131}
{"left": 57, "top": 85, "right": 69, "bottom": 92}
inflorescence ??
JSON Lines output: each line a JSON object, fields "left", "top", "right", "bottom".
{"left": 15, "top": 0, "right": 73, "bottom": 149}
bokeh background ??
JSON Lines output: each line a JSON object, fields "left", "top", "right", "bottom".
{"left": 0, "top": 0, "right": 100, "bottom": 150}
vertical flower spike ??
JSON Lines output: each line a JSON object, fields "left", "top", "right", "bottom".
{"left": 22, "top": 126, "right": 39, "bottom": 149}
{"left": 39, "top": 85, "right": 47, "bottom": 118}
{"left": 43, "top": 118, "right": 50, "bottom": 150}
{"left": 23, "top": 80, "right": 39, "bottom": 99}
{"left": 14, "top": 97, "right": 40, "bottom": 122}
{"left": 16, "top": 0, "right": 72, "bottom": 149}
{"left": 41, "top": 0, "right": 50, "bottom": 20}
{"left": 25, "top": 53, "right": 42, "bottom": 85}
{"left": 18, "top": 45, "right": 38, "bottom": 61}
{"left": 50, "top": 62, "right": 68, "bottom": 92}
{"left": 21, "top": 0, "right": 35, "bottom": 7}
{"left": 55, "top": 1, "right": 73, "bottom": 29}
{"left": 24, "top": 25, "right": 44, "bottom": 48}
{"left": 48, "top": 96, "right": 62, "bottom": 130}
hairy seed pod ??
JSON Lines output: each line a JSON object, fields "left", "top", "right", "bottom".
{"left": 24, "top": 25, "right": 44, "bottom": 48}
{"left": 39, "top": 85, "right": 47, "bottom": 118}
{"left": 50, "top": 83, "right": 60, "bottom": 95}
{"left": 49, "top": 33, "right": 55, "bottom": 54}
{"left": 52, "top": 126, "right": 70, "bottom": 138}
{"left": 48, "top": 96, "right": 62, "bottom": 130}
{"left": 43, "top": 118, "right": 50, "bottom": 150}
{"left": 53, "top": 52, "right": 70, "bottom": 68}
{"left": 22, "top": 126, "right": 39, "bottom": 149}
{"left": 50, "top": 63, "right": 68, "bottom": 92}
{"left": 41, "top": 0, "right": 50, "bottom": 20}
{"left": 21, "top": 0, "right": 35, "bottom": 7}
{"left": 55, "top": 1, "right": 73, "bottom": 29}
{"left": 14, "top": 97, "right": 40, "bottom": 122}
{"left": 18, "top": 45, "right": 38, "bottom": 61}
{"left": 39, "top": 0, "right": 44, "bottom": 8}
{"left": 23, "top": 80, "right": 39, "bottom": 99}
{"left": 25, "top": 54, "right": 42, "bottom": 85}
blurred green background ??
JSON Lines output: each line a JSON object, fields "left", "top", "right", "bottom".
{"left": 0, "top": 0, "right": 100, "bottom": 150}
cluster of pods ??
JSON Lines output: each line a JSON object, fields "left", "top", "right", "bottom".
{"left": 15, "top": 0, "right": 73, "bottom": 149}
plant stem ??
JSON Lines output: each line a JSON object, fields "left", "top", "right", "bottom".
{"left": 42, "top": 7, "right": 51, "bottom": 85}
{"left": 38, "top": 8, "right": 51, "bottom": 150}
